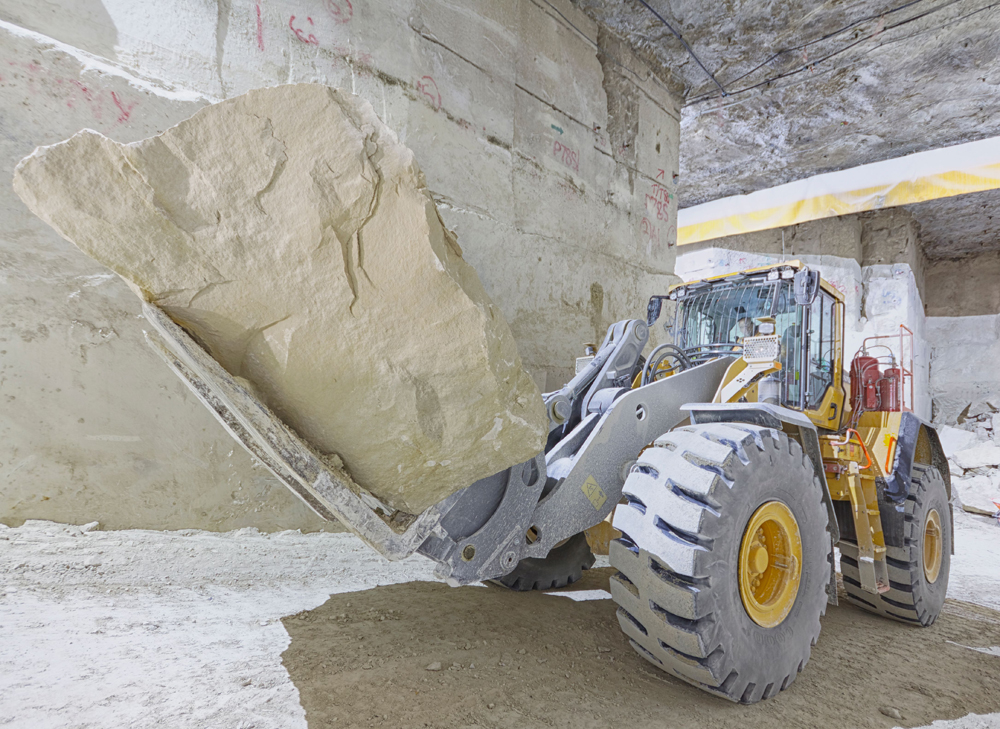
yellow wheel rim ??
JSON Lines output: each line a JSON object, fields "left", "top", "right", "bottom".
{"left": 739, "top": 501, "right": 803, "bottom": 628}
{"left": 923, "top": 509, "right": 943, "bottom": 584}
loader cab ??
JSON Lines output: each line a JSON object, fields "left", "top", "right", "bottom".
{"left": 648, "top": 262, "right": 846, "bottom": 431}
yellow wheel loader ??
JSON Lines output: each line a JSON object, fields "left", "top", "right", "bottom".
{"left": 142, "top": 259, "right": 951, "bottom": 704}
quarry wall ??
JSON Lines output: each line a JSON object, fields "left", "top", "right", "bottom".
{"left": 924, "top": 252, "right": 1000, "bottom": 424}
{"left": 0, "top": 0, "right": 683, "bottom": 530}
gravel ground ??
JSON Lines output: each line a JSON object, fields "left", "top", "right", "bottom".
{"left": 1, "top": 509, "right": 999, "bottom": 728}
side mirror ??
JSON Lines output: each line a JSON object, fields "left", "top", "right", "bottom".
{"left": 646, "top": 296, "right": 664, "bottom": 327}
{"left": 793, "top": 269, "right": 820, "bottom": 306}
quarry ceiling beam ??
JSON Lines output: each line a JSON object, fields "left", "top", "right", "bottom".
{"left": 677, "top": 136, "right": 1000, "bottom": 245}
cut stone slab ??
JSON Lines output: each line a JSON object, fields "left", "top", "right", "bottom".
{"left": 953, "top": 474, "right": 1000, "bottom": 515}
{"left": 937, "top": 425, "right": 979, "bottom": 460}
{"left": 953, "top": 444, "right": 1000, "bottom": 471}
{"left": 13, "top": 83, "right": 547, "bottom": 515}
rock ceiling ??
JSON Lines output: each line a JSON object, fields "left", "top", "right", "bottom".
{"left": 575, "top": 0, "right": 1000, "bottom": 258}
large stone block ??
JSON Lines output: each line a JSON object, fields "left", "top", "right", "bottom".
{"left": 936, "top": 425, "right": 978, "bottom": 460}
{"left": 13, "top": 83, "right": 547, "bottom": 515}
{"left": 953, "top": 443, "right": 1000, "bottom": 471}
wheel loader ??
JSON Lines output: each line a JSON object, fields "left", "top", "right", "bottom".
{"left": 142, "top": 259, "right": 952, "bottom": 704}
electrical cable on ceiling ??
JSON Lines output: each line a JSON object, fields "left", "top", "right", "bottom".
{"left": 634, "top": 0, "right": 728, "bottom": 96}
{"left": 687, "top": 0, "right": 998, "bottom": 115}
{"left": 686, "top": 0, "right": 982, "bottom": 105}
{"left": 722, "top": 0, "right": 928, "bottom": 89}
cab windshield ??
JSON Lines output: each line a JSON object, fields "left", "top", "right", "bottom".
{"left": 673, "top": 277, "right": 796, "bottom": 361}
{"left": 668, "top": 273, "right": 837, "bottom": 411}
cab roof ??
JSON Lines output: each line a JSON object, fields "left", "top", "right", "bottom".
{"left": 668, "top": 260, "right": 845, "bottom": 302}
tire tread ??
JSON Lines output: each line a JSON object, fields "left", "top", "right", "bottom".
{"left": 610, "top": 423, "right": 830, "bottom": 703}
{"left": 839, "top": 463, "right": 950, "bottom": 626}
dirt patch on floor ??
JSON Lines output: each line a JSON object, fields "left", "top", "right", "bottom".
{"left": 282, "top": 568, "right": 1000, "bottom": 728}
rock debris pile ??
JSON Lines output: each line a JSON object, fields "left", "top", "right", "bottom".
{"left": 939, "top": 397, "right": 1000, "bottom": 516}
{"left": 12, "top": 83, "right": 547, "bottom": 515}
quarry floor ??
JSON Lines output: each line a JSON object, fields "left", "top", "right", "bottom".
{"left": 2, "top": 511, "right": 1000, "bottom": 729}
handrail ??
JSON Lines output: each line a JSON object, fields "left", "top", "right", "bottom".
{"left": 831, "top": 428, "right": 872, "bottom": 470}
{"left": 857, "top": 325, "right": 914, "bottom": 413}
{"left": 884, "top": 435, "right": 898, "bottom": 475}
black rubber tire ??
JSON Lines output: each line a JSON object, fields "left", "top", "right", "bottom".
{"left": 609, "top": 423, "right": 832, "bottom": 704}
{"left": 494, "top": 532, "right": 596, "bottom": 591}
{"left": 840, "top": 464, "right": 951, "bottom": 626}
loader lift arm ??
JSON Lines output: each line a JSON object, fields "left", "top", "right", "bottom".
{"left": 143, "top": 301, "right": 729, "bottom": 586}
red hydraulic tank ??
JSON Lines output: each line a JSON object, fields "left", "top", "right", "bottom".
{"left": 880, "top": 367, "right": 901, "bottom": 412}
{"left": 851, "top": 356, "right": 881, "bottom": 412}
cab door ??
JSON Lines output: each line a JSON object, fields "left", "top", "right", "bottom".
{"left": 802, "top": 289, "right": 846, "bottom": 431}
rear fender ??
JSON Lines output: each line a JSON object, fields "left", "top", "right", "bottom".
{"left": 882, "top": 413, "right": 953, "bottom": 554}
{"left": 683, "top": 403, "right": 840, "bottom": 544}
{"left": 888, "top": 413, "right": 951, "bottom": 501}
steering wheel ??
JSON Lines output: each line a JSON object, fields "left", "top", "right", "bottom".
{"left": 642, "top": 344, "right": 691, "bottom": 385}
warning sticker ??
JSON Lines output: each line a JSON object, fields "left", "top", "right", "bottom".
{"left": 581, "top": 475, "right": 607, "bottom": 511}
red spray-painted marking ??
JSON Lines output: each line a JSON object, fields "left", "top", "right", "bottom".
{"left": 644, "top": 195, "right": 670, "bottom": 222}
{"left": 110, "top": 91, "right": 135, "bottom": 123}
{"left": 416, "top": 75, "right": 441, "bottom": 110}
{"left": 289, "top": 15, "right": 318, "bottom": 45}
{"left": 640, "top": 217, "right": 674, "bottom": 254}
{"left": 648, "top": 182, "right": 672, "bottom": 204}
{"left": 656, "top": 168, "right": 665, "bottom": 180}
{"left": 325, "top": 0, "right": 353, "bottom": 24}
{"left": 68, "top": 79, "right": 105, "bottom": 120}
{"left": 645, "top": 181, "right": 674, "bottom": 223}
{"left": 552, "top": 140, "right": 579, "bottom": 173}
{"left": 13, "top": 60, "right": 138, "bottom": 126}
{"left": 255, "top": 2, "right": 265, "bottom": 51}
{"left": 641, "top": 217, "right": 658, "bottom": 244}
{"left": 69, "top": 80, "right": 92, "bottom": 98}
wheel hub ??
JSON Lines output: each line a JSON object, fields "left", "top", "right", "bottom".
{"left": 739, "top": 501, "right": 803, "bottom": 628}
{"left": 923, "top": 508, "right": 943, "bottom": 584}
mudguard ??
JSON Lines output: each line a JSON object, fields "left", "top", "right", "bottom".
{"left": 881, "top": 411, "right": 953, "bottom": 554}
{"left": 683, "top": 402, "right": 841, "bottom": 545}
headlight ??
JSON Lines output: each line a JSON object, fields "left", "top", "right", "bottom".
{"left": 758, "top": 322, "right": 775, "bottom": 335}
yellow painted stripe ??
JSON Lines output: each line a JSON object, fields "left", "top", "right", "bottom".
{"left": 678, "top": 163, "right": 1000, "bottom": 246}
